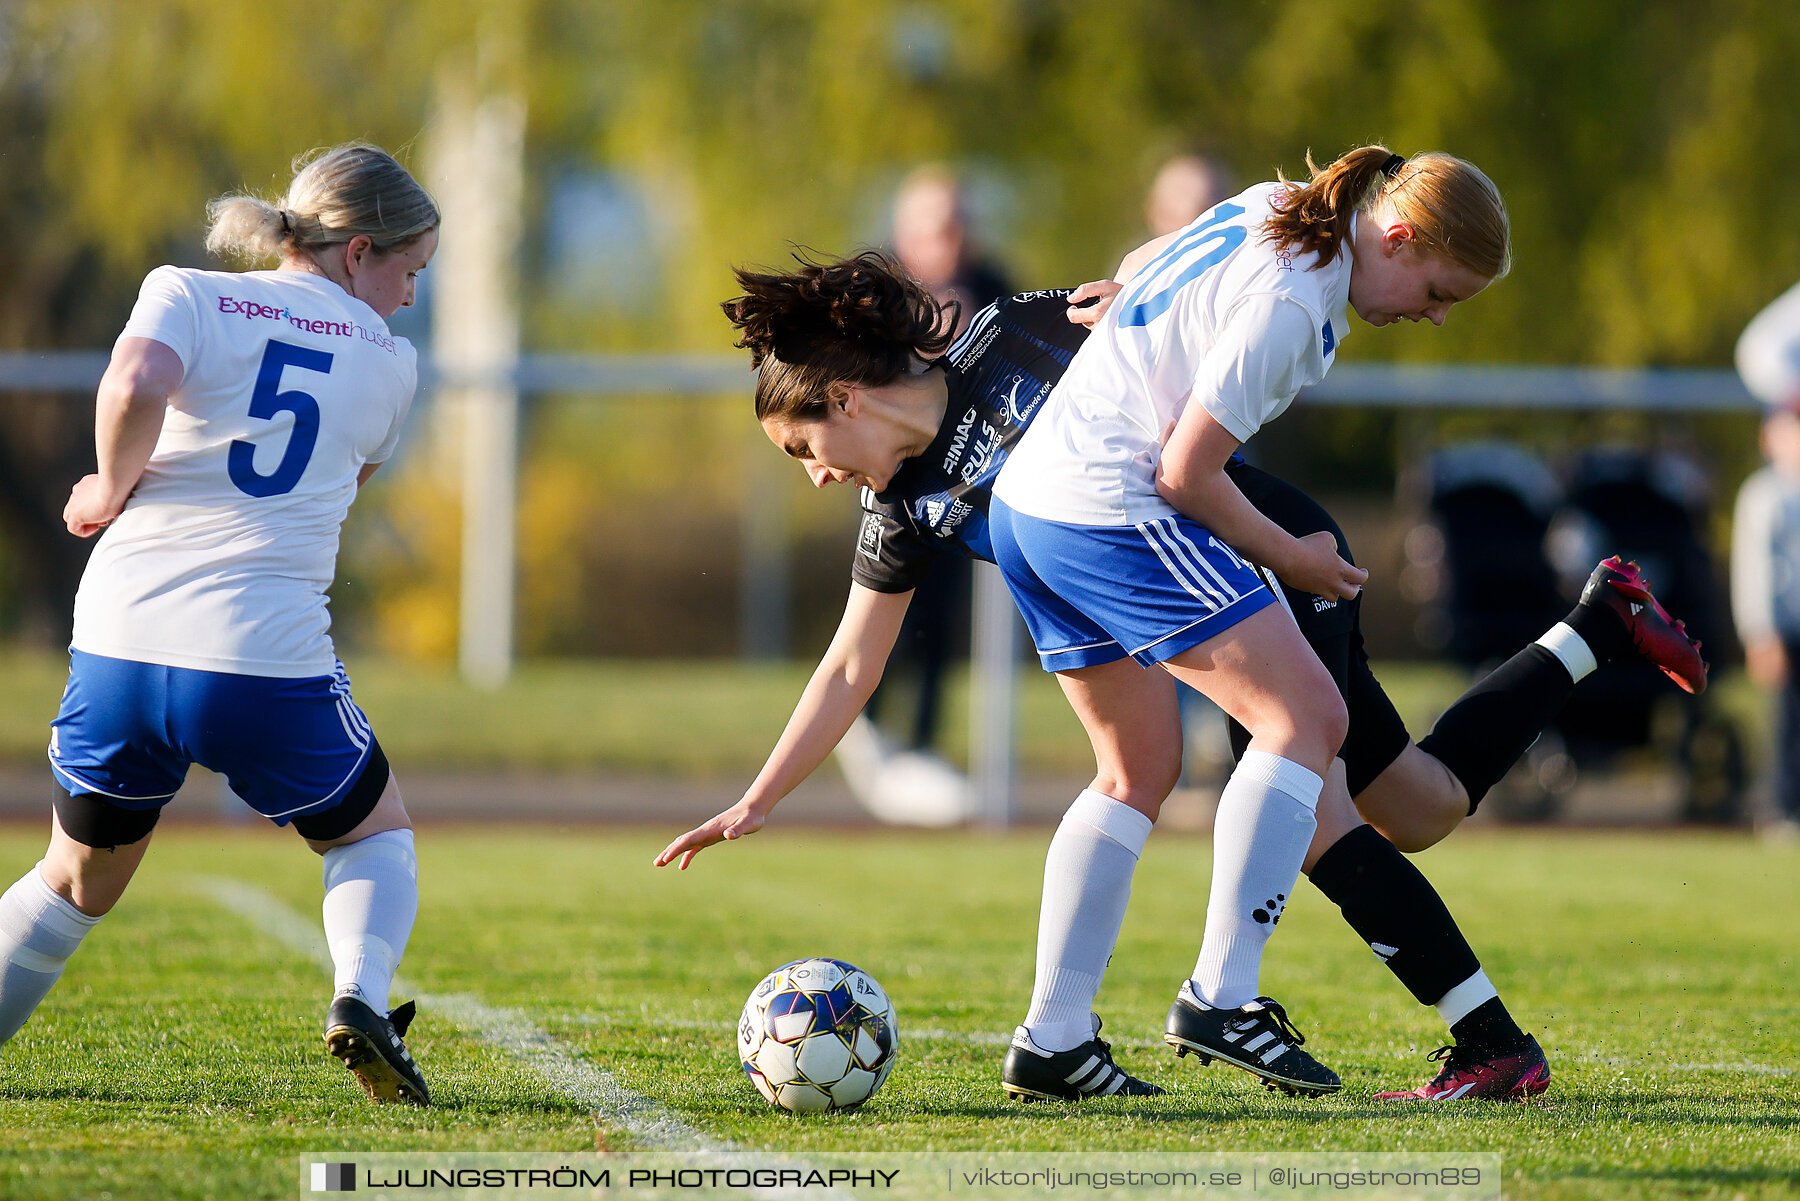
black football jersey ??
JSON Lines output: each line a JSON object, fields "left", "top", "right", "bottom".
{"left": 850, "top": 290, "right": 1088, "bottom": 593}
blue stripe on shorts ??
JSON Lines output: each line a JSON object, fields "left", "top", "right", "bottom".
{"left": 988, "top": 497, "right": 1277, "bottom": 671}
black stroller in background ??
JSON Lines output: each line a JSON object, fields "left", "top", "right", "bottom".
{"left": 1408, "top": 443, "right": 1746, "bottom": 823}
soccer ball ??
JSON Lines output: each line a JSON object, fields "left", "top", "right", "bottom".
{"left": 738, "top": 958, "right": 898, "bottom": 1112}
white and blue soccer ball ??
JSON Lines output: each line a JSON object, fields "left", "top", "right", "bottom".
{"left": 738, "top": 957, "right": 898, "bottom": 1112}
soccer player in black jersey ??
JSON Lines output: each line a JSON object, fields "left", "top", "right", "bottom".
{"left": 655, "top": 245, "right": 1705, "bottom": 1103}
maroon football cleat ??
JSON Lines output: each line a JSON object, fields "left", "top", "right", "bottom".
{"left": 1580, "top": 556, "right": 1709, "bottom": 694}
{"left": 1375, "top": 1036, "right": 1550, "bottom": 1102}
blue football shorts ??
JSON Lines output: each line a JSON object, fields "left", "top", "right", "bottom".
{"left": 988, "top": 496, "right": 1277, "bottom": 672}
{"left": 48, "top": 649, "right": 378, "bottom": 826}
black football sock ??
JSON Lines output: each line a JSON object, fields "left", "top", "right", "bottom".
{"left": 1450, "top": 996, "right": 1530, "bottom": 1057}
{"left": 1416, "top": 644, "right": 1576, "bottom": 814}
{"left": 1562, "top": 593, "right": 1633, "bottom": 664}
{"left": 1306, "top": 825, "right": 1481, "bottom": 1007}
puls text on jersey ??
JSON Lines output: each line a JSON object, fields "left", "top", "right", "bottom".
{"left": 943, "top": 405, "right": 1003, "bottom": 484}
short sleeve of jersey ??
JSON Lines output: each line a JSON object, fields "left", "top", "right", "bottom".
{"left": 1193, "top": 293, "right": 1322, "bottom": 443}
{"left": 117, "top": 266, "right": 201, "bottom": 369}
{"left": 849, "top": 504, "right": 940, "bottom": 594}
{"left": 365, "top": 342, "right": 419, "bottom": 464}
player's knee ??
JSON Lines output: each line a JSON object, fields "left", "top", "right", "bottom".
{"left": 43, "top": 796, "right": 155, "bottom": 917}
{"left": 1091, "top": 757, "right": 1181, "bottom": 816}
{"left": 1280, "top": 690, "right": 1348, "bottom": 769}
{"left": 1314, "top": 694, "right": 1350, "bottom": 759}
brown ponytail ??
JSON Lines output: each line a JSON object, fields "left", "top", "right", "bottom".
{"left": 722, "top": 251, "right": 955, "bottom": 424}
{"left": 1262, "top": 145, "right": 1511, "bottom": 280}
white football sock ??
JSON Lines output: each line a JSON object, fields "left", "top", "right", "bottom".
{"left": 1190, "top": 751, "right": 1321, "bottom": 1010}
{"left": 1535, "top": 622, "right": 1598, "bottom": 683}
{"left": 1434, "top": 968, "right": 1500, "bottom": 1028}
{"left": 1022, "top": 790, "right": 1153, "bottom": 1053}
{"left": 321, "top": 829, "right": 418, "bottom": 1012}
{"left": 0, "top": 864, "right": 101, "bottom": 1045}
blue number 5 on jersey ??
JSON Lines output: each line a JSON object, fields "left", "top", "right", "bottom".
{"left": 229, "top": 339, "right": 331, "bottom": 498}
{"left": 1118, "top": 202, "right": 1248, "bottom": 329}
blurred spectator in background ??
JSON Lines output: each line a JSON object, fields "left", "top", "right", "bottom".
{"left": 1732, "top": 280, "right": 1800, "bottom": 839}
{"left": 1144, "top": 152, "right": 1237, "bottom": 237}
{"left": 836, "top": 166, "right": 1012, "bottom": 824}
{"left": 890, "top": 165, "right": 1012, "bottom": 338}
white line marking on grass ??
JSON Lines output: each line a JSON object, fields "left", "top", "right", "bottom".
{"left": 189, "top": 876, "right": 731, "bottom": 1151}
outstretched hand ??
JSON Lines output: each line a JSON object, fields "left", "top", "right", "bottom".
{"left": 1066, "top": 280, "right": 1123, "bottom": 327}
{"left": 653, "top": 801, "right": 768, "bottom": 870}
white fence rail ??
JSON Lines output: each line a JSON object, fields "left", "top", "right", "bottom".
{"left": 0, "top": 351, "right": 1760, "bottom": 410}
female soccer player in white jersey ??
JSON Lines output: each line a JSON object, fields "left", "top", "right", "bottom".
{"left": 965, "top": 146, "right": 1501, "bottom": 1098}
{"left": 658, "top": 148, "right": 1702, "bottom": 1102}
{"left": 0, "top": 144, "right": 438, "bottom": 1107}
{"left": 1059, "top": 181, "right": 1705, "bottom": 1101}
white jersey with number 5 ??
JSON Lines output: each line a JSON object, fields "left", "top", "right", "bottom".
{"left": 72, "top": 266, "right": 418, "bottom": 677}
{"left": 994, "top": 182, "right": 1352, "bottom": 527}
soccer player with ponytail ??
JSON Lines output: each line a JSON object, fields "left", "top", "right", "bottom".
{"left": 0, "top": 144, "right": 438, "bottom": 1106}
{"left": 1063, "top": 149, "right": 1704, "bottom": 1100}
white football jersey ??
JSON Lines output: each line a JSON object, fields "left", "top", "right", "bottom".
{"left": 72, "top": 266, "right": 418, "bottom": 677}
{"left": 995, "top": 182, "right": 1352, "bottom": 525}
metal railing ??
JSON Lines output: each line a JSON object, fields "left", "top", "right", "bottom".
{"left": 0, "top": 351, "right": 1760, "bottom": 411}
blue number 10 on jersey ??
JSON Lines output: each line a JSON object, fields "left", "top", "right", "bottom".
{"left": 228, "top": 339, "right": 332, "bottom": 498}
{"left": 1118, "top": 202, "right": 1248, "bottom": 329}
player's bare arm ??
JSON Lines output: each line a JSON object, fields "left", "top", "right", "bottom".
{"left": 655, "top": 583, "right": 913, "bottom": 869}
{"left": 65, "top": 337, "right": 184, "bottom": 537}
{"left": 1155, "top": 405, "right": 1365, "bottom": 600}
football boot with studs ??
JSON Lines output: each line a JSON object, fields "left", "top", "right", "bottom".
{"left": 1375, "top": 1035, "right": 1551, "bottom": 1102}
{"left": 1580, "top": 556, "right": 1708, "bottom": 694}
{"left": 1163, "top": 982, "right": 1340, "bottom": 1097}
{"left": 1002, "top": 1018, "right": 1165, "bottom": 1102}
{"left": 325, "top": 994, "right": 431, "bottom": 1106}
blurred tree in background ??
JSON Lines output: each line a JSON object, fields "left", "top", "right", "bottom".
{"left": 2, "top": 0, "right": 1796, "bottom": 655}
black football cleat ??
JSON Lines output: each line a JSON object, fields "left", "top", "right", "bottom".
{"left": 1580, "top": 556, "right": 1708, "bottom": 693}
{"left": 325, "top": 995, "right": 431, "bottom": 1106}
{"left": 1002, "top": 1019, "right": 1165, "bottom": 1102}
{"left": 1164, "top": 983, "right": 1340, "bottom": 1097}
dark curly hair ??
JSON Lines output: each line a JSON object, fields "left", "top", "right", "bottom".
{"left": 722, "top": 250, "right": 955, "bottom": 424}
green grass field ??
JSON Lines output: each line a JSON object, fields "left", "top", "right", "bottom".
{"left": 0, "top": 823, "right": 1794, "bottom": 1200}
